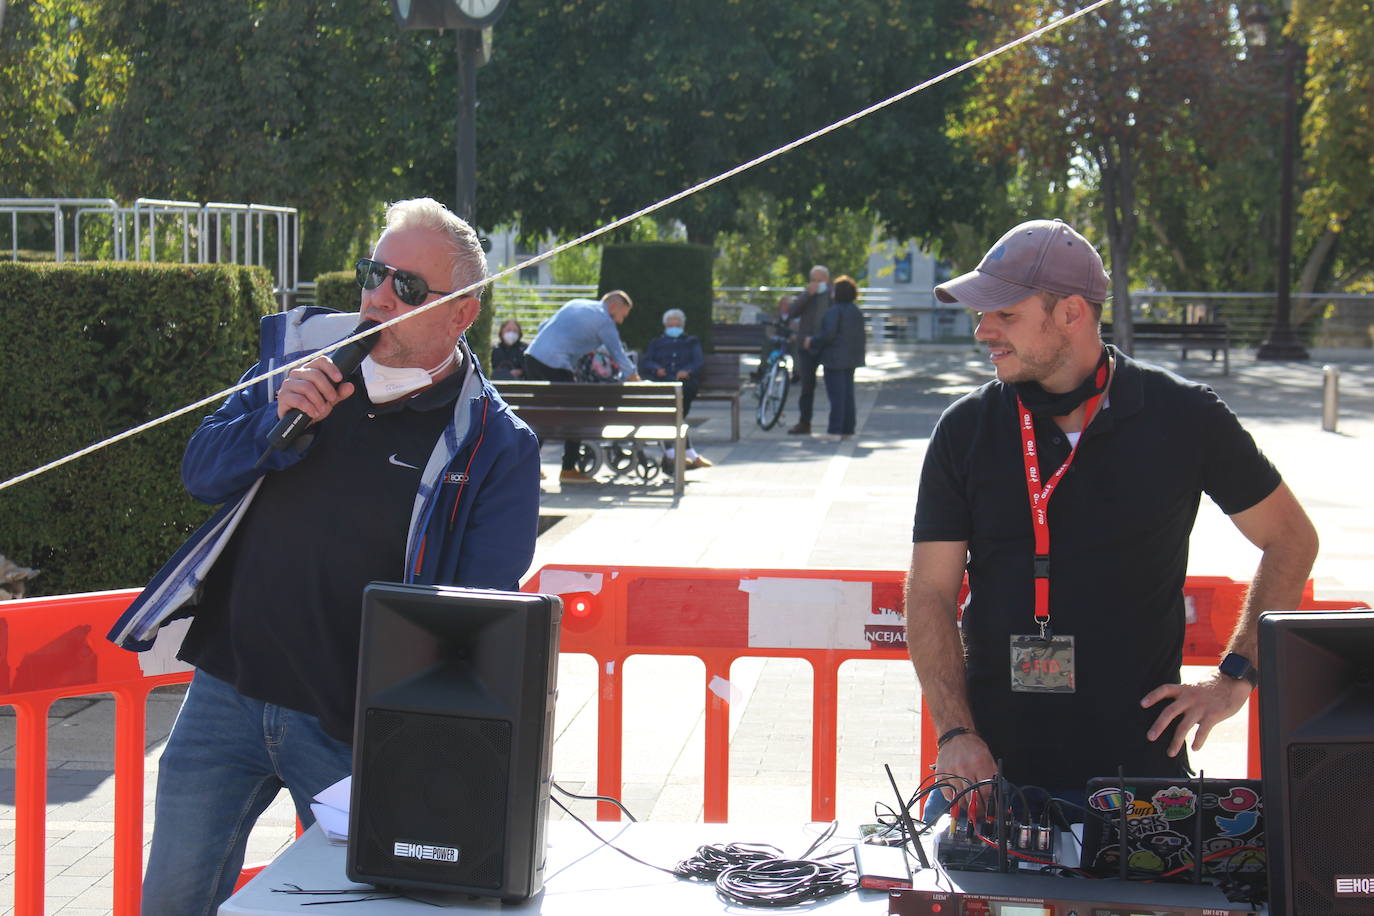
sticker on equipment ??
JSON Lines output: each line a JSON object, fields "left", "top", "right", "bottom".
{"left": 394, "top": 841, "right": 461, "bottom": 863}
{"left": 1336, "top": 875, "right": 1374, "bottom": 897}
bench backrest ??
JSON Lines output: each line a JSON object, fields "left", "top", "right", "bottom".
{"left": 494, "top": 380, "right": 679, "bottom": 407}
{"left": 699, "top": 353, "right": 741, "bottom": 392}
{"left": 1102, "top": 321, "right": 1229, "bottom": 340}
{"left": 492, "top": 380, "right": 684, "bottom": 440}
{"left": 709, "top": 323, "right": 766, "bottom": 351}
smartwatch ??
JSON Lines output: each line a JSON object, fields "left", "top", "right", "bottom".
{"left": 1219, "top": 652, "right": 1259, "bottom": 688}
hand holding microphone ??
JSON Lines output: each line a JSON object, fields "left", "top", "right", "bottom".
{"left": 255, "top": 320, "right": 380, "bottom": 467}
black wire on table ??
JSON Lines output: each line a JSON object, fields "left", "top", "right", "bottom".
{"left": 554, "top": 793, "right": 859, "bottom": 906}
{"left": 552, "top": 779, "right": 639, "bottom": 821}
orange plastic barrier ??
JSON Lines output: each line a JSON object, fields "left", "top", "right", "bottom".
{"left": 525, "top": 565, "right": 914, "bottom": 823}
{"left": 1, "top": 574, "right": 1364, "bottom": 910}
{"left": 527, "top": 565, "right": 1368, "bottom": 823}
{"left": 0, "top": 588, "right": 186, "bottom": 916}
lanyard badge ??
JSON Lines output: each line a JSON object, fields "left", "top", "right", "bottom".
{"left": 1008, "top": 357, "right": 1113, "bottom": 694}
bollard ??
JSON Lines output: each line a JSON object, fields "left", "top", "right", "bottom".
{"left": 1322, "top": 364, "right": 1339, "bottom": 432}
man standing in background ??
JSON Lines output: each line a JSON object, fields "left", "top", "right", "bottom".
{"left": 787, "top": 265, "right": 831, "bottom": 435}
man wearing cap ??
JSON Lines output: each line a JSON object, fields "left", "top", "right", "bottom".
{"left": 906, "top": 219, "right": 1317, "bottom": 814}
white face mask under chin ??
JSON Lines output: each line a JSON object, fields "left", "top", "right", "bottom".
{"left": 361, "top": 351, "right": 458, "bottom": 403}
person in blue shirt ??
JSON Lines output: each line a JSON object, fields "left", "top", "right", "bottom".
{"left": 640, "top": 308, "right": 712, "bottom": 469}
{"left": 524, "top": 291, "right": 641, "bottom": 483}
{"left": 110, "top": 197, "right": 541, "bottom": 915}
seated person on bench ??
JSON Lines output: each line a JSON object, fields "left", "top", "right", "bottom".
{"left": 641, "top": 308, "right": 711, "bottom": 470}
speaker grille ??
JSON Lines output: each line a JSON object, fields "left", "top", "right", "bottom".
{"left": 353, "top": 708, "right": 512, "bottom": 890}
{"left": 1289, "top": 743, "right": 1374, "bottom": 916}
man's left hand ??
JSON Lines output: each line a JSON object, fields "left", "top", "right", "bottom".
{"left": 1140, "top": 674, "right": 1252, "bottom": 757}
{"left": 675, "top": 370, "right": 689, "bottom": 380}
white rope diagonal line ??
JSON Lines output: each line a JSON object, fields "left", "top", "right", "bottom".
{"left": 0, "top": 0, "right": 1114, "bottom": 496}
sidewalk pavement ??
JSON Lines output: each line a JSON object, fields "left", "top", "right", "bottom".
{"left": 3, "top": 342, "right": 1371, "bottom": 913}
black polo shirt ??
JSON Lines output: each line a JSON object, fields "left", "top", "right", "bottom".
{"left": 181, "top": 368, "right": 463, "bottom": 742}
{"left": 912, "top": 350, "right": 1280, "bottom": 791}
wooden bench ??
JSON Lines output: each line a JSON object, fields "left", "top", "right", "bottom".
{"left": 1102, "top": 321, "right": 1230, "bottom": 375}
{"left": 695, "top": 353, "right": 743, "bottom": 441}
{"left": 492, "top": 381, "right": 689, "bottom": 498}
{"left": 709, "top": 322, "right": 767, "bottom": 355}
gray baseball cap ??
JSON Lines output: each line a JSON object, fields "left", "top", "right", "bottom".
{"left": 934, "top": 219, "right": 1110, "bottom": 311}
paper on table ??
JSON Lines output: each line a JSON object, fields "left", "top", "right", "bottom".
{"left": 310, "top": 775, "right": 352, "bottom": 844}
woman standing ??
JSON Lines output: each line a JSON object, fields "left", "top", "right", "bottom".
{"left": 806, "top": 276, "right": 866, "bottom": 437}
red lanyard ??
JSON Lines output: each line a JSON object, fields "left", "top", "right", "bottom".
{"left": 1016, "top": 360, "right": 1111, "bottom": 637}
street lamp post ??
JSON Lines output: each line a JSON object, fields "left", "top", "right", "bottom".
{"left": 1257, "top": 3, "right": 1309, "bottom": 360}
{"left": 388, "top": 0, "right": 510, "bottom": 227}
{"left": 454, "top": 27, "right": 480, "bottom": 225}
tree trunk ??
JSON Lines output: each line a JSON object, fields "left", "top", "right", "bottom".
{"left": 1293, "top": 226, "right": 1338, "bottom": 326}
{"left": 1098, "top": 144, "right": 1139, "bottom": 357}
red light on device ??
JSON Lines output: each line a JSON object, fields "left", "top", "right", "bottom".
{"left": 557, "top": 591, "right": 600, "bottom": 634}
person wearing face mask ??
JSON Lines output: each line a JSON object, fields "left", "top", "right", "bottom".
{"left": 108, "top": 197, "right": 541, "bottom": 915}
{"left": 491, "top": 318, "right": 527, "bottom": 379}
{"left": 640, "top": 308, "right": 711, "bottom": 470}
{"left": 787, "top": 265, "right": 831, "bottom": 435}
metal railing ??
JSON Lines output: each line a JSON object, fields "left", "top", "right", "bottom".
{"left": 6, "top": 201, "right": 1370, "bottom": 348}
{"left": 1, "top": 197, "right": 301, "bottom": 310}
{"left": 1130, "top": 291, "right": 1374, "bottom": 349}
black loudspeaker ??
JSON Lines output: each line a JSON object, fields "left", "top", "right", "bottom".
{"left": 1259, "top": 609, "right": 1374, "bottom": 916}
{"left": 347, "top": 583, "right": 560, "bottom": 902}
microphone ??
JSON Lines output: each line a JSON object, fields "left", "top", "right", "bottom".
{"left": 255, "top": 319, "right": 380, "bottom": 467}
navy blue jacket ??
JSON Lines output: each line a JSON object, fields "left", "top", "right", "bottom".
{"left": 639, "top": 333, "right": 705, "bottom": 379}
{"left": 108, "top": 306, "right": 541, "bottom": 651}
{"left": 810, "top": 301, "right": 867, "bottom": 369}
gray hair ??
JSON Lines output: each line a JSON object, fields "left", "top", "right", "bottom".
{"left": 383, "top": 197, "right": 488, "bottom": 293}
{"left": 662, "top": 308, "right": 686, "bottom": 326}
{"left": 810, "top": 265, "right": 830, "bottom": 279}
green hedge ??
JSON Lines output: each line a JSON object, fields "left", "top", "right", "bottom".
{"left": 314, "top": 270, "right": 493, "bottom": 374}
{"left": 598, "top": 243, "right": 716, "bottom": 354}
{"left": 0, "top": 262, "right": 275, "bottom": 596}
{"left": 314, "top": 269, "right": 356, "bottom": 313}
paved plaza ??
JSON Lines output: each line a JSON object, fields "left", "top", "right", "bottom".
{"left": 3, "top": 342, "right": 1372, "bottom": 913}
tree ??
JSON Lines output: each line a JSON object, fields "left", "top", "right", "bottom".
{"left": 0, "top": 0, "right": 125, "bottom": 200}
{"left": 475, "top": 0, "right": 987, "bottom": 251}
{"left": 958, "top": 1, "right": 1249, "bottom": 352}
{"left": 713, "top": 190, "right": 877, "bottom": 289}
{"left": 1294, "top": 0, "right": 1374, "bottom": 297}
{"left": 89, "top": 0, "right": 459, "bottom": 277}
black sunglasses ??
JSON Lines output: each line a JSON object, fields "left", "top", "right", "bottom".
{"left": 355, "top": 258, "right": 454, "bottom": 307}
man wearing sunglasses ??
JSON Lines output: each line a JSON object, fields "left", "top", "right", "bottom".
{"left": 110, "top": 197, "right": 541, "bottom": 915}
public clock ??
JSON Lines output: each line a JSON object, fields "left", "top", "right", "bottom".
{"left": 452, "top": 0, "right": 510, "bottom": 28}
{"left": 390, "top": 0, "right": 510, "bottom": 31}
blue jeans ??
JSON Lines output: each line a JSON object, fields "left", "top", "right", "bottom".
{"left": 142, "top": 670, "right": 353, "bottom": 916}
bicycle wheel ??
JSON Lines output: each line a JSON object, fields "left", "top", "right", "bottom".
{"left": 757, "top": 362, "right": 790, "bottom": 430}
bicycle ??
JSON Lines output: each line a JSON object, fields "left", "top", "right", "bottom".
{"left": 754, "top": 319, "right": 793, "bottom": 430}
